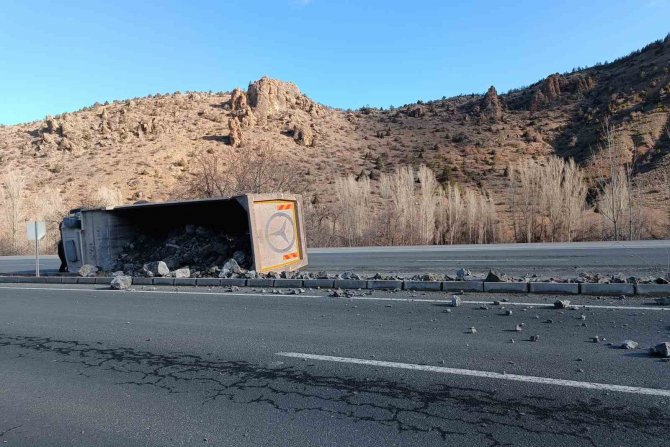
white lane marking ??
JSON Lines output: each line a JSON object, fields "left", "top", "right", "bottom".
{"left": 0, "top": 285, "right": 322, "bottom": 299}
{"left": 415, "top": 259, "right": 513, "bottom": 262}
{"left": 461, "top": 299, "right": 667, "bottom": 311}
{"left": 276, "top": 352, "right": 670, "bottom": 398}
{"left": 415, "top": 258, "right": 573, "bottom": 262}
{"left": 0, "top": 286, "right": 667, "bottom": 311}
{"left": 331, "top": 295, "right": 670, "bottom": 311}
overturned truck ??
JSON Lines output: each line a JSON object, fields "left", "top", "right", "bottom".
{"left": 60, "top": 193, "right": 308, "bottom": 275}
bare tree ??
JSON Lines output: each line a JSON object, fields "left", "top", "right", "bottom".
{"left": 187, "top": 142, "right": 290, "bottom": 198}
{"left": 417, "top": 165, "right": 440, "bottom": 244}
{"left": 1, "top": 172, "right": 26, "bottom": 253}
{"left": 234, "top": 142, "right": 290, "bottom": 194}
{"left": 597, "top": 166, "right": 629, "bottom": 241}
{"left": 509, "top": 159, "right": 541, "bottom": 242}
{"left": 541, "top": 157, "right": 564, "bottom": 242}
{"left": 380, "top": 167, "right": 417, "bottom": 245}
{"left": 437, "top": 181, "right": 497, "bottom": 245}
{"left": 303, "top": 198, "right": 339, "bottom": 247}
{"left": 333, "top": 175, "right": 371, "bottom": 246}
{"left": 562, "top": 159, "right": 587, "bottom": 242}
{"left": 440, "top": 183, "right": 465, "bottom": 244}
{"left": 31, "top": 186, "right": 67, "bottom": 253}
{"left": 508, "top": 156, "right": 588, "bottom": 242}
{"left": 593, "top": 119, "right": 634, "bottom": 240}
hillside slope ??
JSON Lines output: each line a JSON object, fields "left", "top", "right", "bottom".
{"left": 0, "top": 35, "right": 668, "bottom": 238}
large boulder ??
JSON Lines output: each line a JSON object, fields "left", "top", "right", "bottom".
{"left": 110, "top": 276, "right": 132, "bottom": 290}
{"left": 456, "top": 268, "right": 471, "bottom": 280}
{"left": 219, "top": 258, "right": 244, "bottom": 277}
{"left": 78, "top": 264, "right": 97, "bottom": 277}
{"left": 485, "top": 269, "right": 508, "bottom": 282}
{"left": 174, "top": 268, "right": 191, "bottom": 279}
{"left": 142, "top": 261, "right": 170, "bottom": 277}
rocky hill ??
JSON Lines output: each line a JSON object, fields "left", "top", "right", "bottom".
{"left": 0, "top": 35, "right": 668, "bottom": 234}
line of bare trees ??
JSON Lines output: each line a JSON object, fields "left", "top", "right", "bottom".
{"left": 1, "top": 120, "right": 666, "bottom": 255}
{"left": 310, "top": 165, "right": 499, "bottom": 247}
{"left": 184, "top": 140, "right": 665, "bottom": 248}
{"left": 508, "top": 157, "right": 587, "bottom": 243}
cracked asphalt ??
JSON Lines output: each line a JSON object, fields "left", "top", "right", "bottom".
{"left": 0, "top": 284, "right": 668, "bottom": 446}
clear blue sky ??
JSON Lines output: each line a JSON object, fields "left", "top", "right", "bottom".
{"left": 1, "top": 0, "right": 668, "bottom": 124}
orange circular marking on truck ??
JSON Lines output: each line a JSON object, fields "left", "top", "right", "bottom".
{"left": 282, "top": 252, "right": 299, "bottom": 260}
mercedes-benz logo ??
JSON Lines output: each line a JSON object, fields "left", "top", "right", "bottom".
{"left": 265, "top": 212, "right": 296, "bottom": 253}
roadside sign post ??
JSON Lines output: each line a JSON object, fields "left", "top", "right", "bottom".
{"left": 26, "top": 221, "right": 47, "bottom": 277}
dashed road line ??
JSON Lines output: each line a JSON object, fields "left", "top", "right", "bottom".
{"left": 276, "top": 352, "right": 670, "bottom": 398}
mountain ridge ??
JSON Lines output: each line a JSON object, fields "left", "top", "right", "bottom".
{"left": 0, "top": 35, "right": 668, "bottom": 240}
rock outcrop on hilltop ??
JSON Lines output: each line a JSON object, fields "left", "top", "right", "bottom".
{"left": 247, "top": 76, "right": 323, "bottom": 124}
{"left": 228, "top": 117, "right": 243, "bottom": 147}
{"left": 222, "top": 76, "right": 325, "bottom": 147}
{"left": 228, "top": 88, "right": 255, "bottom": 128}
{"left": 530, "top": 73, "right": 595, "bottom": 111}
{"left": 481, "top": 86, "right": 502, "bottom": 121}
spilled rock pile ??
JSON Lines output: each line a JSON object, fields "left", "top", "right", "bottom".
{"left": 113, "top": 225, "right": 253, "bottom": 278}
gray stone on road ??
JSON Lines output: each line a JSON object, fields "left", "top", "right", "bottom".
{"left": 110, "top": 275, "right": 132, "bottom": 290}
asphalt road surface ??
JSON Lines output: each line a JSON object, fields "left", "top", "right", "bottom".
{"left": 3, "top": 240, "right": 670, "bottom": 278}
{"left": 309, "top": 240, "right": 670, "bottom": 277}
{"left": 0, "top": 284, "right": 668, "bottom": 446}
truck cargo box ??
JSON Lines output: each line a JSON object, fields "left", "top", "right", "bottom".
{"left": 60, "top": 193, "right": 308, "bottom": 274}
